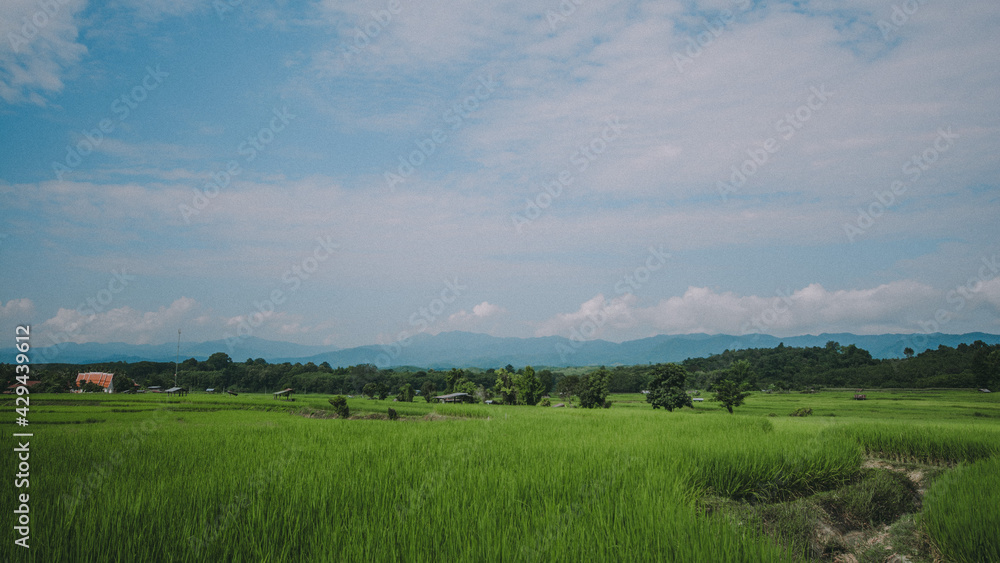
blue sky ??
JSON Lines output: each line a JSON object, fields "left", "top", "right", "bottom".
{"left": 1, "top": 0, "right": 999, "bottom": 351}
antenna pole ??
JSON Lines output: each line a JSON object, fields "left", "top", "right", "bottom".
{"left": 175, "top": 329, "right": 181, "bottom": 387}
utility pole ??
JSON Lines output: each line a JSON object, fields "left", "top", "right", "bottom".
{"left": 174, "top": 329, "right": 181, "bottom": 387}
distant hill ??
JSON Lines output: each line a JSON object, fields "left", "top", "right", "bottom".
{"left": 287, "top": 331, "right": 1000, "bottom": 369}
{"left": 15, "top": 331, "right": 1000, "bottom": 368}
{"left": 19, "top": 336, "right": 334, "bottom": 365}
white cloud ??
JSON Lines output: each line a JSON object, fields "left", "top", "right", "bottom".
{"left": 535, "top": 280, "right": 974, "bottom": 341}
{"left": 534, "top": 294, "right": 638, "bottom": 339}
{"left": 978, "top": 277, "right": 1000, "bottom": 310}
{"left": 443, "top": 301, "right": 507, "bottom": 334}
{"left": 39, "top": 296, "right": 198, "bottom": 345}
{"left": 0, "top": 298, "right": 34, "bottom": 319}
{"left": 0, "top": 0, "right": 88, "bottom": 105}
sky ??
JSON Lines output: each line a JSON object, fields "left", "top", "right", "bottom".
{"left": 1, "top": 0, "right": 999, "bottom": 353}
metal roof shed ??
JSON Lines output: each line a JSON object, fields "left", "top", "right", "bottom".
{"left": 432, "top": 392, "right": 473, "bottom": 403}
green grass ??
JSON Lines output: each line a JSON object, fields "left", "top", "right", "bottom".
{"left": 922, "top": 456, "right": 1000, "bottom": 563}
{"left": 2, "top": 390, "right": 998, "bottom": 562}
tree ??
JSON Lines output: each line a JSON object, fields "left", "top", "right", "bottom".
{"left": 513, "top": 366, "right": 545, "bottom": 405}
{"left": 711, "top": 379, "right": 751, "bottom": 414}
{"left": 537, "top": 369, "right": 555, "bottom": 394}
{"left": 206, "top": 352, "right": 233, "bottom": 372}
{"left": 972, "top": 348, "right": 1000, "bottom": 389}
{"left": 421, "top": 380, "right": 437, "bottom": 403}
{"left": 446, "top": 368, "right": 464, "bottom": 392}
{"left": 362, "top": 382, "right": 377, "bottom": 399}
{"left": 903, "top": 347, "right": 915, "bottom": 359}
{"left": 578, "top": 367, "right": 611, "bottom": 409}
{"left": 728, "top": 359, "right": 756, "bottom": 387}
{"left": 350, "top": 364, "right": 379, "bottom": 394}
{"left": 646, "top": 363, "right": 692, "bottom": 411}
{"left": 112, "top": 373, "right": 136, "bottom": 394}
{"left": 455, "top": 379, "right": 478, "bottom": 401}
{"left": 374, "top": 381, "right": 390, "bottom": 400}
{"left": 37, "top": 370, "right": 74, "bottom": 393}
{"left": 494, "top": 368, "right": 517, "bottom": 405}
{"left": 397, "top": 383, "right": 414, "bottom": 402}
{"left": 555, "top": 375, "right": 581, "bottom": 403}
{"left": 79, "top": 381, "right": 105, "bottom": 393}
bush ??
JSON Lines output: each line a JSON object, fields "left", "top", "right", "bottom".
{"left": 397, "top": 383, "right": 414, "bottom": 402}
{"left": 539, "top": 398, "right": 551, "bottom": 407}
{"left": 388, "top": 407, "right": 398, "bottom": 420}
{"left": 328, "top": 395, "right": 350, "bottom": 418}
{"left": 788, "top": 408, "right": 813, "bottom": 417}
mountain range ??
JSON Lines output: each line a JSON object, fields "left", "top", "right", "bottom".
{"left": 14, "top": 331, "right": 1000, "bottom": 369}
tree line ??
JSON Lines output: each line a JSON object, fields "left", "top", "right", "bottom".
{"left": 3, "top": 340, "right": 998, "bottom": 401}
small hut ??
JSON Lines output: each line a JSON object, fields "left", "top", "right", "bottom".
{"left": 273, "top": 388, "right": 294, "bottom": 400}
{"left": 165, "top": 386, "right": 188, "bottom": 396}
{"left": 432, "top": 392, "right": 473, "bottom": 403}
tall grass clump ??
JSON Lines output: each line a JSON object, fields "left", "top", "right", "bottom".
{"left": 675, "top": 417, "right": 861, "bottom": 501}
{"left": 922, "top": 456, "right": 1000, "bottom": 563}
{"left": 831, "top": 421, "right": 1000, "bottom": 463}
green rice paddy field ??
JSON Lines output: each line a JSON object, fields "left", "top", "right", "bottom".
{"left": 3, "top": 389, "right": 999, "bottom": 562}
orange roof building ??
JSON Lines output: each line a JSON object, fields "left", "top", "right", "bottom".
{"left": 76, "top": 372, "right": 115, "bottom": 393}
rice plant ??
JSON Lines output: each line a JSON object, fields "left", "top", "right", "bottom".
{"left": 3, "top": 389, "right": 998, "bottom": 562}
{"left": 922, "top": 456, "right": 1000, "bottom": 563}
